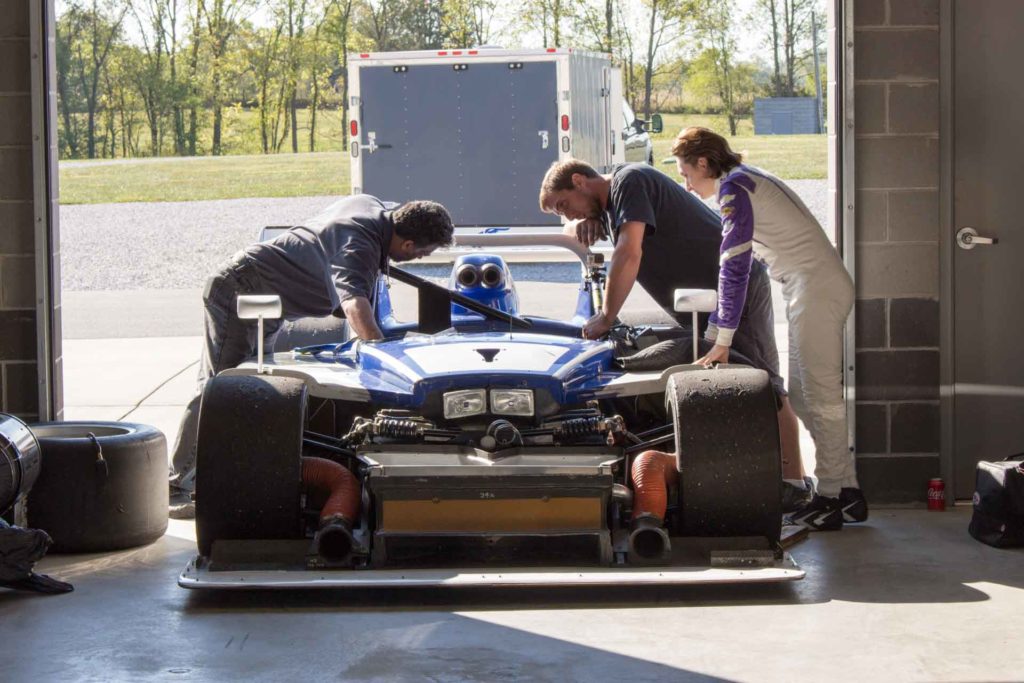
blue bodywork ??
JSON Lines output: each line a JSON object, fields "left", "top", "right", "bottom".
{"left": 293, "top": 254, "right": 631, "bottom": 413}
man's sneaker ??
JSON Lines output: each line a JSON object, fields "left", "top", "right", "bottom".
{"left": 785, "top": 494, "right": 843, "bottom": 531}
{"left": 839, "top": 487, "right": 869, "bottom": 523}
{"left": 781, "top": 477, "right": 813, "bottom": 513}
{"left": 169, "top": 484, "right": 195, "bottom": 520}
{"left": 169, "top": 500, "right": 195, "bottom": 520}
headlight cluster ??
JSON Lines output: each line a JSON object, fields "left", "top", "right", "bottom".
{"left": 442, "top": 389, "right": 534, "bottom": 419}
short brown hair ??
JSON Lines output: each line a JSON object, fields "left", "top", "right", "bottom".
{"left": 392, "top": 200, "right": 455, "bottom": 247}
{"left": 538, "top": 159, "right": 600, "bottom": 210}
{"left": 671, "top": 127, "right": 743, "bottom": 177}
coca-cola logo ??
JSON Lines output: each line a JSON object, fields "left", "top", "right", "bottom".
{"left": 928, "top": 488, "right": 944, "bottom": 500}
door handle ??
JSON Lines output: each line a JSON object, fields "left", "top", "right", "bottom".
{"left": 957, "top": 227, "right": 999, "bottom": 250}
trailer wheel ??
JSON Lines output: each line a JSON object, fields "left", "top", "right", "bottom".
{"left": 195, "top": 374, "right": 307, "bottom": 558}
{"left": 666, "top": 367, "right": 782, "bottom": 543}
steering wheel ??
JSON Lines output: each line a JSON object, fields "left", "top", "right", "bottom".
{"left": 388, "top": 266, "right": 533, "bottom": 330}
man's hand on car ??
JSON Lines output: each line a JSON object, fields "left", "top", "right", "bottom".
{"left": 564, "top": 218, "right": 607, "bottom": 247}
{"left": 583, "top": 311, "right": 613, "bottom": 340}
{"left": 696, "top": 343, "right": 730, "bottom": 367}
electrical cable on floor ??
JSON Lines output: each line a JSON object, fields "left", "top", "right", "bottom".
{"left": 117, "top": 360, "right": 199, "bottom": 421}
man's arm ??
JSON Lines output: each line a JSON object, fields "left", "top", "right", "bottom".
{"left": 583, "top": 221, "right": 644, "bottom": 338}
{"left": 341, "top": 296, "right": 384, "bottom": 341}
{"left": 603, "top": 221, "right": 645, "bottom": 320}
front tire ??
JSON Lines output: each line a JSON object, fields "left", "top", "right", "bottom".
{"left": 195, "top": 374, "right": 307, "bottom": 557}
{"left": 666, "top": 367, "right": 782, "bottom": 544}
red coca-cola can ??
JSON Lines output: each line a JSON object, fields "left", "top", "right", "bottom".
{"left": 927, "top": 478, "right": 946, "bottom": 511}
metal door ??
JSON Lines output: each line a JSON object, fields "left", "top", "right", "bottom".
{"left": 359, "top": 61, "right": 559, "bottom": 227}
{"left": 951, "top": 1, "right": 1024, "bottom": 497}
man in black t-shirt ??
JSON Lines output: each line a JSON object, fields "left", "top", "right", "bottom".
{"left": 168, "top": 196, "right": 454, "bottom": 516}
{"left": 538, "top": 159, "right": 782, "bottom": 394}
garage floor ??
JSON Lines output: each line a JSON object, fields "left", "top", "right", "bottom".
{"left": 1, "top": 507, "right": 1021, "bottom": 682}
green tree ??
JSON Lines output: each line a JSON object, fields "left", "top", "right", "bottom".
{"left": 57, "top": 0, "right": 128, "bottom": 159}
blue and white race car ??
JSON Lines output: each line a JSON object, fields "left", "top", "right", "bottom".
{"left": 180, "top": 232, "right": 802, "bottom": 589}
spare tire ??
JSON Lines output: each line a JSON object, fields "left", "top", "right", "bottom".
{"left": 27, "top": 421, "right": 168, "bottom": 552}
{"left": 667, "top": 367, "right": 782, "bottom": 544}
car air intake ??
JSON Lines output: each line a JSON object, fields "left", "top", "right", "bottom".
{"left": 0, "top": 414, "right": 41, "bottom": 515}
{"left": 480, "top": 263, "right": 503, "bottom": 288}
{"left": 455, "top": 264, "right": 480, "bottom": 288}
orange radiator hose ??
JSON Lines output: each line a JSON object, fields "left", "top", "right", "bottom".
{"left": 301, "top": 456, "right": 360, "bottom": 524}
{"left": 630, "top": 450, "right": 678, "bottom": 521}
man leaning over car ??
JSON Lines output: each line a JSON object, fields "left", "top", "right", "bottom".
{"left": 538, "top": 159, "right": 804, "bottom": 489}
{"left": 167, "top": 195, "right": 455, "bottom": 517}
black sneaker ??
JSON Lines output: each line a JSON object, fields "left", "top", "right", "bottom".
{"left": 781, "top": 478, "right": 813, "bottom": 513}
{"left": 785, "top": 494, "right": 843, "bottom": 531}
{"left": 839, "top": 487, "right": 869, "bottom": 523}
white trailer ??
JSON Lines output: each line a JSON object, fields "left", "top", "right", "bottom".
{"left": 347, "top": 47, "right": 632, "bottom": 229}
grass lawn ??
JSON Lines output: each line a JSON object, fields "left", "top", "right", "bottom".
{"left": 59, "top": 112, "right": 825, "bottom": 205}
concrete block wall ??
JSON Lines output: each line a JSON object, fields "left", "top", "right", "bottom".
{"left": 0, "top": 2, "right": 41, "bottom": 422}
{"left": 853, "top": 0, "right": 941, "bottom": 502}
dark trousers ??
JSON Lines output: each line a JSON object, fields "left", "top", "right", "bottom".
{"left": 169, "top": 254, "right": 281, "bottom": 490}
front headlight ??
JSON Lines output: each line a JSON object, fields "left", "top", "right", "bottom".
{"left": 490, "top": 389, "right": 534, "bottom": 417}
{"left": 443, "top": 389, "right": 487, "bottom": 419}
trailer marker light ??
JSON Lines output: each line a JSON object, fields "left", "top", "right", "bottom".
{"left": 468, "top": 50, "right": 478, "bottom": 55}
{"left": 350, "top": 121, "right": 358, "bottom": 137}
{"left": 547, "top": 48, "right": 557, "bottom": 53}
{"left": 562, "top": 136, "right": 570, "bottom": 152}
{"left": 438, "top": 51, "right": 448, "bottom": 56}
{"left": 452, "top": 50, "right": 462, "bottom": 56}
{"left": 359, "top": 53, "right": 369, "bottom": 58}
{"left": 561, "top": 115, "right": 569, "bottom": 131}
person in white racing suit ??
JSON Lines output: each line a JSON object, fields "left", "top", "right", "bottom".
{"left": 672, "top": 126, "right": 867, "bottom": 531}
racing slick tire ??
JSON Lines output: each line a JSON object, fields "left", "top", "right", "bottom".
{"left": 195, "top": 374, "right": 307, "bottom": 558}
{"left": 26, "top": 421, "right": 167, "bottom": 552}
{"left": 666, "top": 367, "right": 782, "bottom": 543}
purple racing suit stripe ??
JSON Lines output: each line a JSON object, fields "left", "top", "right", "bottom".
{"left": 709, "top": 172, "right": 757, "bottom": 345}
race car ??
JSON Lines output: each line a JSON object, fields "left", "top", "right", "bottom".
{"left": 179, "top": 232, "right": 802, "bottom": 589}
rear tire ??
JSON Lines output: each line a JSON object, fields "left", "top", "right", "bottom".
{"left": 666, "top": 367, "right": 782, "bottom": 543}
{"left": 195, "top": 374, "right": 307, "bottom": 557}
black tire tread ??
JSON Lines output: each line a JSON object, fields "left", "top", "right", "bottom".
{"left": 667, "top": 367, "right": 782, "bottom": 542}
{"left": 195, "top": 374, "right": 307, "bottom": 557}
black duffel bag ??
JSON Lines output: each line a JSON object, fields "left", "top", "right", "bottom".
{"left": 968, "top": 455, "right": 1024, "bottom": 548}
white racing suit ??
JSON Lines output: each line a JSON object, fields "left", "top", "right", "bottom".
{"left": 706, "top": 164, "right": 857, "bottom": 498}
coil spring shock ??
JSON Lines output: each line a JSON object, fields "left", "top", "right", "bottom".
{"left": 373, "top": 416, "right": 425, "bottom": 439}
{"left": 556, "top": 416, "right": 605, "bottom": 439}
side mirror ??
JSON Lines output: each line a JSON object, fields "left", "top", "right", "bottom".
{"left": 650, "top": 113, "right": 663, "bottom": 134}
{"left": 674, "top": 289, "right": 717, "bottom": 365}
{"left": 673, "top": 289, "right": 717, "bottom": 314}
{"left": 237, "top": 295, "right": 282, "bottom": 374}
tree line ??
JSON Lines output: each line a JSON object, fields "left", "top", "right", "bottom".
{"left": 56, "top": 0, "right": 824, "bottom": 160}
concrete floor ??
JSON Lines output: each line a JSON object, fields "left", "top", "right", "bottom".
{"left": 1, "top": 507, "right": 1022, "bottom": 682}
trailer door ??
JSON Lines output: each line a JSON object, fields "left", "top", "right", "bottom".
{"left": 359, "top": 61, "right": 560, "bottom": 227}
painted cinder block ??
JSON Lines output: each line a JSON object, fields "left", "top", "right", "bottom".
{"left": 0, "top": 202, "right": 35, "bottom": 254}
{"left": 890, "top": 402, "right": 940, "bottom": 453}
{"left": 889, "top": 297, "right": 939, "bottom": 347}
{"left": 0, "top": 41, "right": 31, "bottom": 92}
{"left": 856, "top": 298, "right": 887, "bottom": 348}
{"left": 855, "top": 29, "right": 939, "bottom": 81}
{"left": 856, "top": 349, "right": 940, "bottom": 401}
{"left": 855, "top": 83, "right": 887, "bottom": 134}
{"left": 856, "top": 190, "right": 887, "bottom": 243}
{"left": 0, "top": 149, "right": 33, "bottom": 200}
{"left": 888, "top": 190, "right": 939, "bottom": 242}
{"left": 856, "top": 136, "right": 939, "bottom": 190}
{"left": 1, "top": 254, "right": 36, "bottom": 308}
{"left": 856, "top": 402, "right": 888, "bottom": 454}
{"left": 854, "top": 0, "right": 887, "bottom": 27}
{"left": 856, "top": 243, "right": 938, "bottom": 298}
{"left": 0, "top": 1, "right": 30, "bottom": 38}
{"left": 889, "top": 83, "right": 939, "bottom": 134}
{"left": 889, "top": 0, "right": 940, "bottom": 27}
{"left": 0, "top": 95, "right": 32, "bottom": 146}
{"left": 0, "top": 309, "right": 36, "bottom": 361}
{"left": 3, "top": 362, "right": 38, "bottom": 418}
